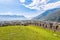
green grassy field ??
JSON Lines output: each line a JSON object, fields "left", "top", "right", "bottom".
{"left": 0, "top": 25, "right": 60, "bottom": 40}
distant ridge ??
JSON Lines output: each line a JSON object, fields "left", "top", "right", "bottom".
{"left": 0, "top": 15, "right": 27, "bottom": 21}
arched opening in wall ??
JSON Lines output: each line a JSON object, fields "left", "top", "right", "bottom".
{"left": 53, "top": 25, "right": 59, "bottom": 32}
{"left": 40, "top": 24, "right": 41, "bottom": 26}
{"left": 56, "top": 25, "right": 59, "bottom": 30}
{"left": 45, "top": 24, "right": 47, "bottom": 28}
{"left": 42, "top": 24, "right": 44, "bottom": 27}
{"left": 50, "top": 23, "right": 53, "bottom": 29}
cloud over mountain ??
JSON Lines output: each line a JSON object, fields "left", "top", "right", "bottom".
{"left": 20, "top": 0, "right": 60, "bottom": 10}
{"left": 0, "top": 0, "right": 60, "bottom": 19}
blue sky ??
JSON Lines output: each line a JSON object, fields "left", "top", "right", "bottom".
{"left": 0, "top": 0, "right": 60, "bottom": 19}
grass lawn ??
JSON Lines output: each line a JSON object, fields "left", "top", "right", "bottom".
{"left": 0, "top": 25, "right": 60, "bottom": 40}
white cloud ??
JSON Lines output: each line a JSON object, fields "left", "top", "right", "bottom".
{"left": 22, "top": 0, "right": 49, "bottom": 10}
{"left": 20, "top": 0, "right": 60, "bottom": 19}
{"left": 19, "top": 0, "right": 25, "bottom": 3}
{"left": 0, "top": 12, "right": 14, "bottom": 15}
{"left": 21, "top": 0, "right": 60, "bottom": 10}
{"left": 44, "top": 1, "right": 60, "bottom": 10}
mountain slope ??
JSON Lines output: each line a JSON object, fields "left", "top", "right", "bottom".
{"left": 0, "top": 15, "right": 27, "bottom": 21}
{"left": 32, "top": 8, "right": 60, "bottom": 22}
{"left": 45, "top": 9, "right": 60, "bottom": 22}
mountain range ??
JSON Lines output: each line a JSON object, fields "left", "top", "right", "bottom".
{"left": 32, "top": 8, "right": 60, "bottom": 22}
{"left": 0, "top": 15, "right": 27, "bottom": 21}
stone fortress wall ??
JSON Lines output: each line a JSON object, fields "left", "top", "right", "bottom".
{"left": 28, "top": 21, "right": 60, "bottom": 32}
{"left": 0, "top": 20, "right": 60, "bottom": 32}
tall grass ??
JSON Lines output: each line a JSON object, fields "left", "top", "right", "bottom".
{"left": 0, "top": 25, "right": 60, "bottom": 40}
